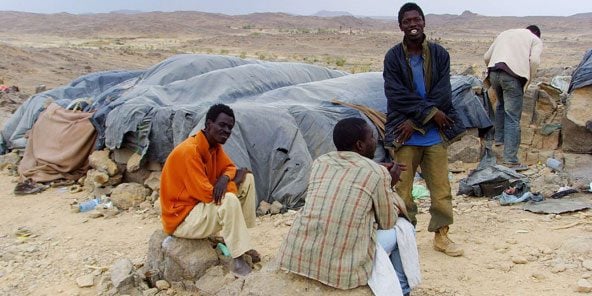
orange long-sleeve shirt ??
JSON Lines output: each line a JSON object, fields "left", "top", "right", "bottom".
{"left": 160, "top": 131, "right": 237, "bottom": 234}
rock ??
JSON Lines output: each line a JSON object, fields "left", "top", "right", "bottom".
{"left": 149, "top": 191, "right": 159, "bottom": 202}
{"left": 512, "top": 256, "right": 528, "bottom": 264}
{"left": 144, "top": 172, "right": 161, "bottom": 191}
{"left": 127, "top": 152, "right": 143, "bottom": 172}
{"left": 447, "top": 134, "right": 481, "bottom": 163}
{"left": 270, "top": 201, "right": 284, "bottom": 215}
{"left": 155, "top": 280, "right": 170, "bottom": 290}
{"left": 110, "top": 258, "right": 134, "bottom": 292}
{"left": 583, "top": 273, "right": 592, "bottom": 279}
{"left": 0, "top": 151, "right": 20, "bottom": 170}
{"left": 154, "top": 198, "right": 161, "bottom": 215}
{"left": 76, "top": 274, "right": 94, "bottom": 287}
{"left": 576, "top": 279, "right": 592, "bottom": 293}
{"left": 448, "top": 161, "right": 465, "bottom": 173}
{"left": 112, "top": 148, "right": 135, "bottom": 165}
{"left": 35, "top": 85, "right": 46, "bottom": 93}
{"left": 583, "top": 260, "right": 592, "bottom": 271}
{"left": 139, "top": 200, "right": 153, "bottom": 210}
{"left": 216, "top": 278, "right": 245, "bottom": 296}
{"left": 88, "top": 150, "right": 118, "bottom": 176}
{"left": 96, "top": 273, "right": 112, "bottom": 295}
{"left": 257, "top": 201, "right": 271, "bottom": 216}
{"left": 87, "top": 169, "right": 110, "bottom": 186}
{"left": 145, "top": 230, "right": 219, "bottom": 282}
{"left": 125, "top": 166, "right": 152, "bottom": 184}
{"left": 195, "top": 266, "right": 235, "bottom": 295}
{"left": 563, "top": 86, "right": 592, "bottom": 153}
{"left": 146, "top": 161, "right": 162, "bottom": 171}
{"left": 143, "top": 288, "right": 159, "bottom": 296}
{"left": 105, "top": 174, "right": 123, "bottom": 187}
{"left": 564, "top": 153, "right": 592, "bottom": 191}
{"left": 92, "top": 185, "right": 114, "bottom": 198}
{"left": 110, "top": 183, "right": 150, "bottom": 210}
{"left": 531, "top": 273, "right": 546, "bottom": 280}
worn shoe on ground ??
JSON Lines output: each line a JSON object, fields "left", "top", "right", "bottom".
{"left": 14, "top": 179, "right": 48, "bottom": 195}
{"left": 433, "top": 226, "right": 464, "bottom": 257}
{"left": 503, "top": 162, "right": 528, "bottom": 172}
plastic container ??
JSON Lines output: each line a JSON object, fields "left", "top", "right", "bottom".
{"left": 79, "top": 198, "right": 100, "bottom": 212}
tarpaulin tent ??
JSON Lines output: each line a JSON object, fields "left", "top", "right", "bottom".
{"left": 1, "top": 54, "right": 492, "bottom": 209}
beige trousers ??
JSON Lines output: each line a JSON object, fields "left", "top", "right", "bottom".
{"left": 173, "top": 173, "right": 257, "bottom": 258}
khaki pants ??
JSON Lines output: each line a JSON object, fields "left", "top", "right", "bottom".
{"left": 173, "top": 173, "right": 257, "bottom": 258}
{"left": 389, "top": 144, "right": 453, "bottom": 232}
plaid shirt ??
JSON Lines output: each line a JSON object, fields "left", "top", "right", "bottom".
{"left": 278, "top": 151, "right": 401, "bottom": 289}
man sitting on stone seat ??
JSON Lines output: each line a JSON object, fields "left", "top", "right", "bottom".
{"left": 277, "top": 117, "right": 419, "bottom": 295}
{"left": 160, "top": 103, "right": 259, "bottom": 276}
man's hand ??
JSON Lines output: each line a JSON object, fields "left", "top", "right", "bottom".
{"left": 213, "top": 175, "right": 230, "bottom": 205}
{"left": 395, "top": 120, "right": 415, "bottom": 144}
{"left": 389, "top": 162, "right": 407, "bottom": 186}
{"left": 432, "top": 110, "right": 453, "bottom": 131}
{"left": 234, "top": 168, "right": 249, "bottom": 186}
{"left": 380, "top": 162, "right": 407, "bottom": 186}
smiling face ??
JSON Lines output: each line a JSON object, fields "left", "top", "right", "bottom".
{"left": 204, "top": 112, "right": 235, "bottom": 146}
{"left": 399, "top": 10, "right": 425, "bottom": 42}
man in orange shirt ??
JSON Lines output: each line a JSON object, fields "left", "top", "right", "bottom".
{"left": 160, "top": 104, "right": 258, "bottom": 276}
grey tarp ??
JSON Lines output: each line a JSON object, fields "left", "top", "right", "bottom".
{"left": 1, "top": 70, "right": 143, "bottom": 152}
{"left": 450, "top": 76, "right": 493, "bottom": 132}
{"left": 568, "top": 49, "right": 592, "bottom": 93}
{"left": 1, "top": 54, "right": 493, "bottom": 209}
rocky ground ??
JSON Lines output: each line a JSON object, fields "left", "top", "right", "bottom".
{"left": 0, "top": 160, "right": 591, "bottom": 295}
{"left": 0, "top": 10, "right": 591, "bottom": 296}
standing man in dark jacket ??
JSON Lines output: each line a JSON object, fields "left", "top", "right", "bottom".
{"left": 383, "top": 2, "right": 465, "bottom": 257}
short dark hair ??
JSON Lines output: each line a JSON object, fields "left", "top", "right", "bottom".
{"left": 205, "top": 103, "right": 235, "bottom": 123}
{"left": 398, "top": 2, "right": 425, "bottom": 26}
{"left": 333, "top": 117, "right": 368, "bottom": 151}
{"left": 526, "top": 25, "right": 541, "bottom": 38}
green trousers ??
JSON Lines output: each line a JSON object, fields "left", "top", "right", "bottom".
{"left": 389, "top": 144, "right": 453, "bottom": 232}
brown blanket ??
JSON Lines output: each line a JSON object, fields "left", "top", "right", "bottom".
{"left": 18, "top": 103, "right": 96, "bottom": 182}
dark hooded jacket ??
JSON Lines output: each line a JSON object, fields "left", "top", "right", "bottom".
{"left": 383, "top": 38, "right": 465, "bottom": 149}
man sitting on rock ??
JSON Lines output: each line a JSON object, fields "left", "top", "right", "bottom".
{"left": 277, "top": 118, "right": 420, "bottom": 295}
{"left": 160, "top": 103, "right": 259, "bottom": 276}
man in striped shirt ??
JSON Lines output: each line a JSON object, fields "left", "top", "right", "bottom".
{"left": 278, "top": 118, "right": 412, "bottom": 294}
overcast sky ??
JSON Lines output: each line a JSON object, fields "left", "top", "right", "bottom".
{"left": 0, "top": 0, "right": 590, "bottom": 17}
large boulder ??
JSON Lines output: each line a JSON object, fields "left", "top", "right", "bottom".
{"left": 110, "top": 182, "right": 150, "bottom": 210}
{"left": 110, "top": 258, "right": 135, "bottom": 293}
{"left": 145, "top": 230, "right": 219, "bottom": 283}
{"left": 562, "top": 86, "right": 592, "bottom": 153}
{"left": 448, "top": 134, "right": 481, "bottom": 163}
{"left": 564, "top": 153, "right": 592, "bottom": 189}
{"left": 88, "top": 149, "right": 119, "bottom": 176}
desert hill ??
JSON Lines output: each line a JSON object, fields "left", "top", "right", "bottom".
{"left": 0, "top": 10, "right": 590, "bottom": 93}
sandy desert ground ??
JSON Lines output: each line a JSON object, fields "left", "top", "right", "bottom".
{"left": 0, "top": 10, "right": 591, "bottom": 296}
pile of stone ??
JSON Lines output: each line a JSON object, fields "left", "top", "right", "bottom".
{"left": 75, "top": 148, "right": 162, "bottom": 217}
